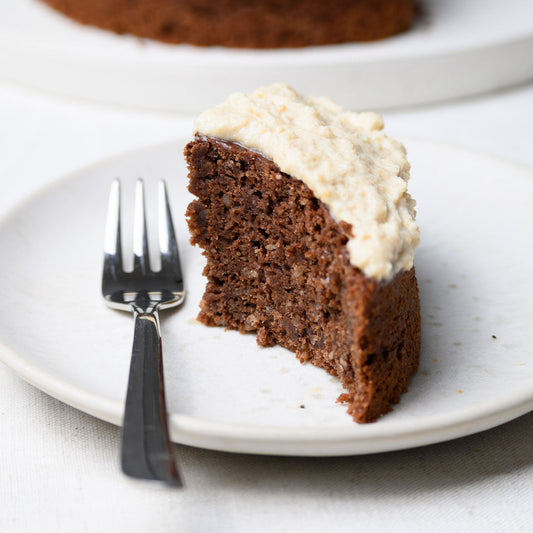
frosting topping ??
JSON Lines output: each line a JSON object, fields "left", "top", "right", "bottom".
{"left": 194, "top": 83, "right": 419, "bottom": 281}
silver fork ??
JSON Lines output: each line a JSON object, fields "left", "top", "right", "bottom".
{"left": 102, "top": 178, "right": 185, "bottom": 486}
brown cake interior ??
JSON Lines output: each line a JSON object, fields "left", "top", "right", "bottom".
{"left": 39, "top": 0, "right": 416, "bottom": 48}
{"left": 185, "top": 136, "right": 420, "bottom": 422}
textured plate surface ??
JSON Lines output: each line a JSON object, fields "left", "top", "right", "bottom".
{"left": 1, "top": 0, "right": 533, "bottom": 111}
{"left": 0, "top": 138, "right": 532, "bottom": 456}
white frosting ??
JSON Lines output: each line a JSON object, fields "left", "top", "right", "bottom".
{"left": 194, "top": 83, "right": 419, "bottom": 281}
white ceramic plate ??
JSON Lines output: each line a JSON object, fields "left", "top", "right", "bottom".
{"left": 1, "top": 0, "right": 533, "bottom": 111}
{"left": 0, "top": 138, "right": 532, "bottom": 456}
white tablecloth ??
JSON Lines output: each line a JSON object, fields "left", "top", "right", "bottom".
{"left": 0, "top": 79, "right": 532, "bottom": 533}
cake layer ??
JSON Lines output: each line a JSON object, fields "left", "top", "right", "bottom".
{"left": 39, "top": 0, "right": 416, "bottom": 48}
{"left": 185, "top": 137, "right": 421, "bottom": 422}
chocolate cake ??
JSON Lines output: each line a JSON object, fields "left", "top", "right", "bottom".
{"left": 38, "top": 0, "right": 416, "bottom": 48}
{"left": 185, "top": 84, "right": 421, "bottom": 422}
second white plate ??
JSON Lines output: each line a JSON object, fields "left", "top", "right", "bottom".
{"left": 0, "top": 138, "right": 532, "bottom": 456}
{"left": 2, "top": 0, "right": 533, "bottom": 111}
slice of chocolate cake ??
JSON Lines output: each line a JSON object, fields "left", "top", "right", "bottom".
{"left": 185, "top": 84, "right": 421, "bottom": 422}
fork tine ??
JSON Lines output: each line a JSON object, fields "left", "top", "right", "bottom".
{"left": 103, "top": 179, "right": 123, "bottom": 277}
{"left": 158, "top": 180, "right": 183, "bottom": 286}
{"left": 133, "top": 179, "right": 150, "bottom": 274}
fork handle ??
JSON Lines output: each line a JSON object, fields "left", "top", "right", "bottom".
{"left": 121, "top": 310, "right": 181, "bottom": 485}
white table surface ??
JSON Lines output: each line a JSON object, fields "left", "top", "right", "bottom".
{"left": 0, "top": 78, "right": 532, "bottom": 533}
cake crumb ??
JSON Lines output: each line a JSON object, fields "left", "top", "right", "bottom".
{"left": 458, "top": 390, "right": 463, "bottom": 394}
{"left": 336, "top": 393, "right": 351, "bottom": 404}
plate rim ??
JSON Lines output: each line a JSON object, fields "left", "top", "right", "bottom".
{"left": 1, "top": 137, "right": 532, "bottom": 456}
{"left": 3, "top": 0, "right": 533, "bottom": 112}
{"left": 2, "top": 327, "right": 532, "bottom": 456}
{"left": 3, "top": 0, "right": 533, "bottom": 65}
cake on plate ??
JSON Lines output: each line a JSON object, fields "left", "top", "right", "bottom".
{"left": 38, "top": 0, "right": 416, "bottom": 48}
{"left": 185, "top": 84, "right": 421, "bottom": 422}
